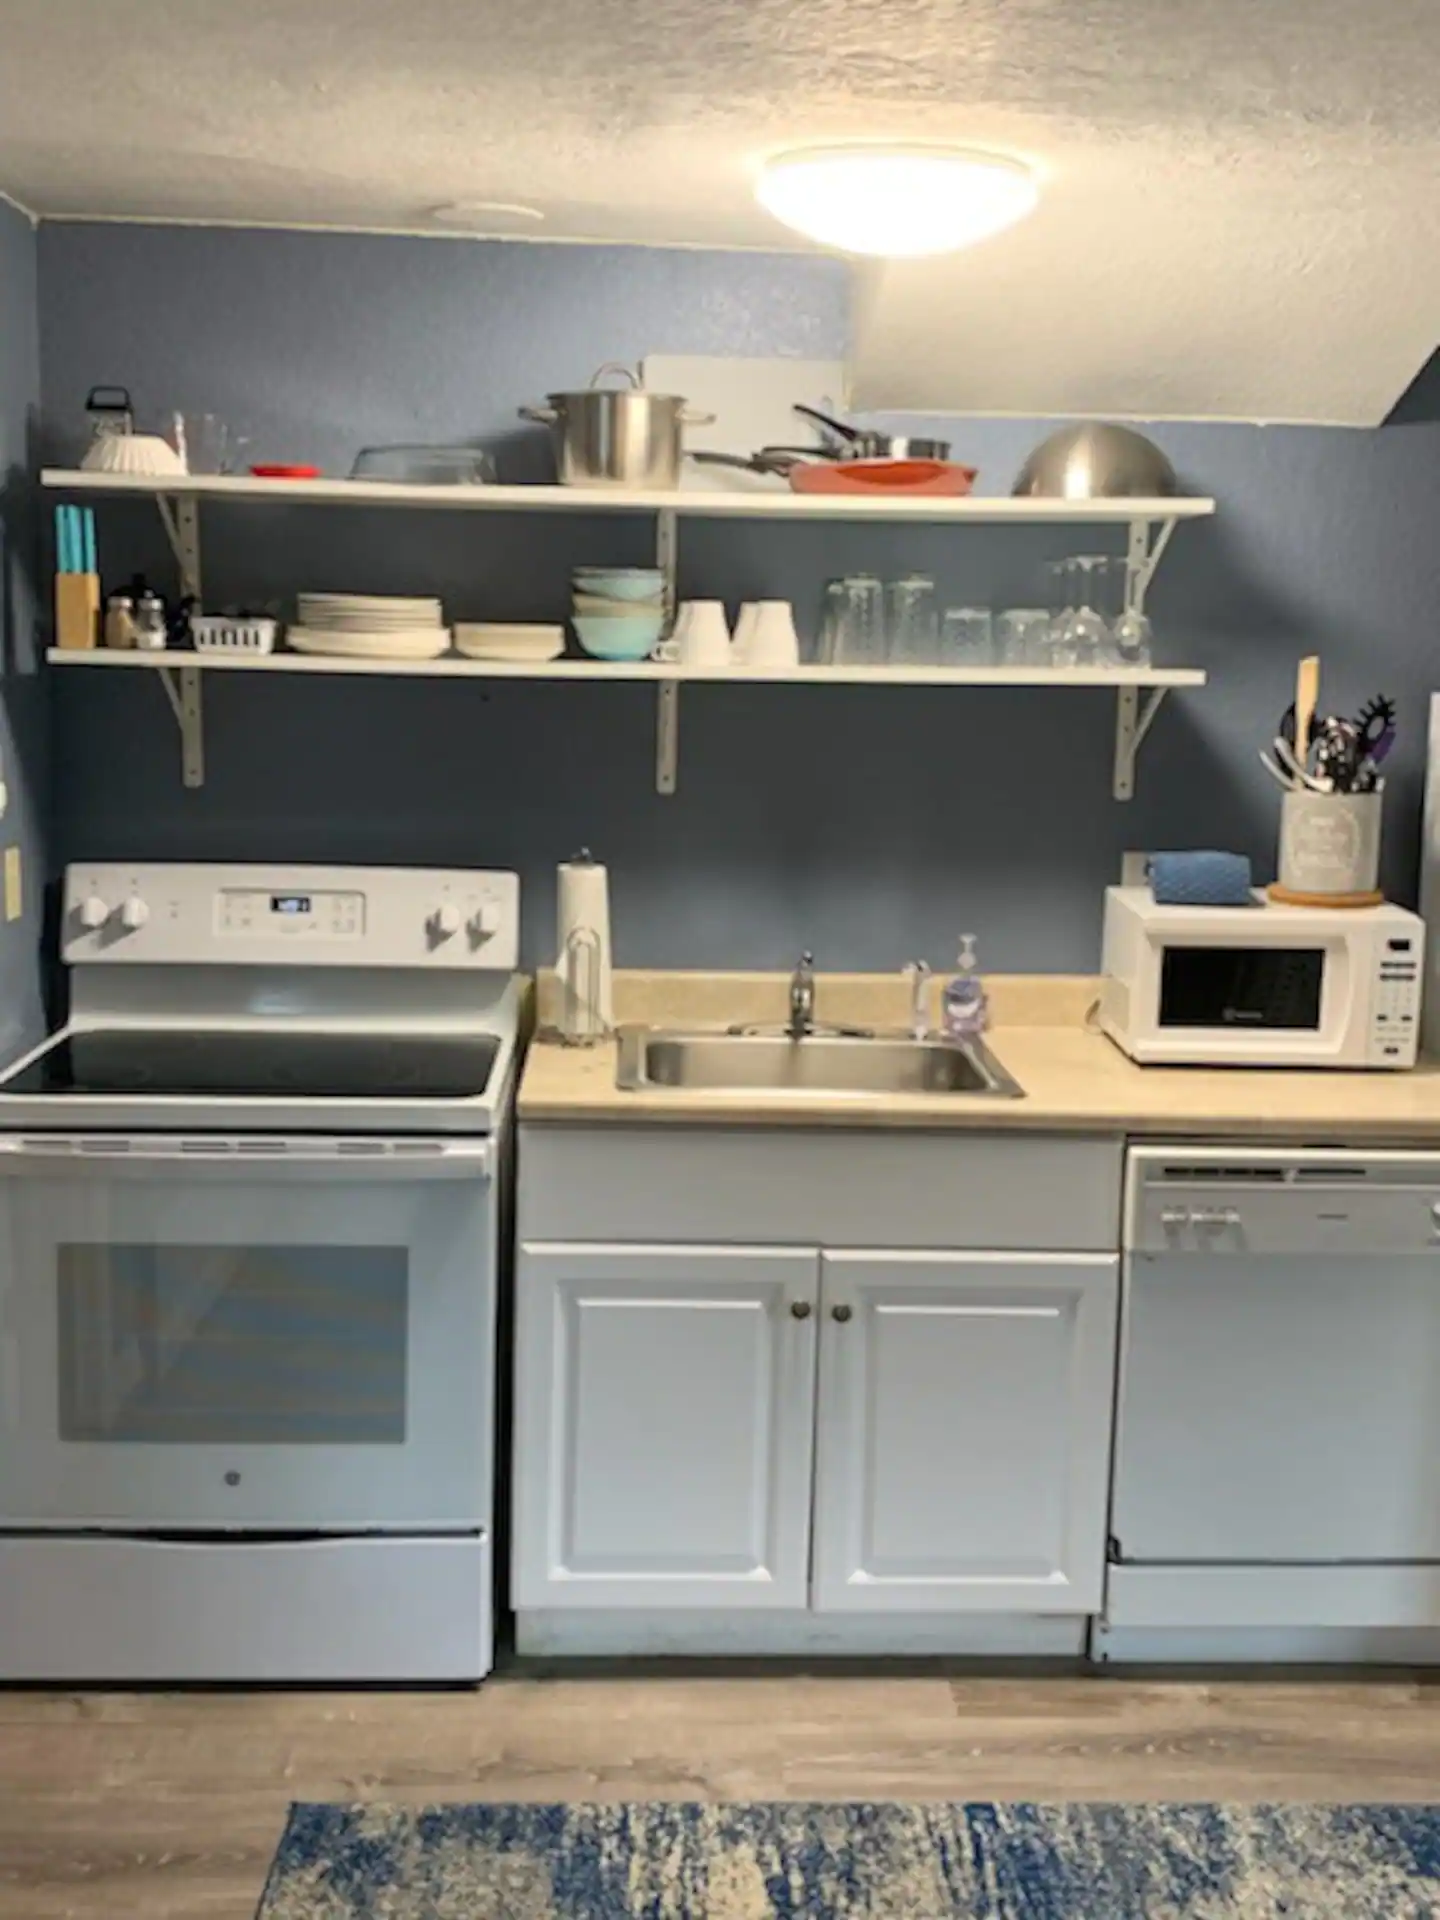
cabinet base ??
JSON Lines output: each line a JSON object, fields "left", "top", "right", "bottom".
{"left": 516, "top": 1609, "right": 1086, "bottom": 1659}
{"left": 1093, "top": 1625, "right": 1440, "bottom": 1666}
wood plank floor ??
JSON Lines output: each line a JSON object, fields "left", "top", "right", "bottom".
{"left": 1, "top": 1670, "right": 1438, "bottom": 1917}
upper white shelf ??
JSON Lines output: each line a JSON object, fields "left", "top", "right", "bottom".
{"left": 41, "top": 469, "right": 1216, "bottom": 525}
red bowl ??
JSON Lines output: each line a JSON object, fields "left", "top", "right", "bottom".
{"left": 249, "top": 463, "right": 323, "bottom": 480}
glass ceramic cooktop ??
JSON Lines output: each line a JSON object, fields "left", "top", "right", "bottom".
{"left": 2, "top": 1029, "right": 501, "bottom": 1100}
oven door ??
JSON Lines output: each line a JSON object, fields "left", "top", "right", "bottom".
{"left": 0, "top": 1134, "right": 495, "bottom": 1531}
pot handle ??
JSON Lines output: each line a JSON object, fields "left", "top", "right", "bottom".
{"left": 679, "top": 407, "right": 717, "bottom": 426}
{"left": 518, "top": 405, "right": 558, "bottom": 424}
{"left": 794, "top": 401, "right": 859, "bottom": 444}
{"left": 85, "top": 385, "right": 133, "bottom": 416}
{"left": 589, "top": 362, "right": 644, "bottom": 391}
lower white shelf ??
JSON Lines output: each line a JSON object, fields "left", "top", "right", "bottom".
{"left": 46, "top": 647, "right": 1202, "bottom": 800}
{"left": 47, "top": 647, "right": 1205, "bottom": 689}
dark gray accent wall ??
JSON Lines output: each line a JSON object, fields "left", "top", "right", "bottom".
{"left": 0, "top": 198, "right": 47, "bottom": 1054}
{"left": 37, "top": 222, "right": 1440, "bottom": 974}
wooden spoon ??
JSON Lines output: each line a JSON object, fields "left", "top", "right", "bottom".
{"left": 1294, "top": 654, "right": 1320, "bottom": 770}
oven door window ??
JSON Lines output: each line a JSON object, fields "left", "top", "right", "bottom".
{"left": 1158, "top": 946, "right": 1325, "bottom": 1031}
{"left": 0, "top": 1152, "right": 493, "bottom": 1530}
{"left": 58, "top": 1243, "right": 407, "bottom": 1445}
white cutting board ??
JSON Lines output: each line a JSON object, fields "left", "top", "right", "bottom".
{"left": 642, "top": 354, "right": 850, "bottom": 458}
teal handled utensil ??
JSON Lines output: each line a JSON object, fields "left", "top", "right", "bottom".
{"left": 80, "top": 506, "right": 96, "bottom": 576}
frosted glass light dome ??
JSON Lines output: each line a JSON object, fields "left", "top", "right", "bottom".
{"left": 755, "top": 145, "right": 1038, "bottom": 258}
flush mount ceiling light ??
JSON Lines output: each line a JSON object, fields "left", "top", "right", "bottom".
{"left": 755, "top": 145, "right": 1038, "bottom": 258}
{"left": 427, "top": 201, "right": 545, "bottom": 231}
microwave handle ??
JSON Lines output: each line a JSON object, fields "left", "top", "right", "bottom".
{"left": 0, "top": 1135, "right": 494, "bottom": 1181}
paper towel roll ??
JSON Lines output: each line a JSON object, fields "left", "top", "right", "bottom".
{"left": 555, "top": 851, "right": 613, "bottom": 1031}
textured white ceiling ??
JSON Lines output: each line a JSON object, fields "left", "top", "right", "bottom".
{"left": 2, "top": 0, "right": 1438, "bottom": 422}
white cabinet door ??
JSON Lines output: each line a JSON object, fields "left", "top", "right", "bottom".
{"left": 513, "top": 1243, "right": 820, "bottom": 1609}
{"left": 813, "top": 1251, "right": 1119, "bottom": 1614}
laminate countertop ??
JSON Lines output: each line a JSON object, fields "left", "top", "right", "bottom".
{"left": 519, "top": 971, "right": 1440, "bottom": 1141}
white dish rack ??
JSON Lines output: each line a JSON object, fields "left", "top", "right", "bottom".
{"left": 190, "top": 616, "right": 279, "bottom": 656}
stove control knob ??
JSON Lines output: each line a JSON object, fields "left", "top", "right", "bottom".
{"left": 77, "top": 894, "right": 109, "bottom": 929}
{"left": 430, "top": 903, "right": 462, "bottom": 939}
{"left": 469, "top": 901, "right": 502, "bottom": 940}
{"left": 120, "top": 897, "right": 149, "bottom": 931}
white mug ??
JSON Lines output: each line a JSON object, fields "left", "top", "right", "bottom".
{"left": 676, "top": 599, "right": 732, "bottom": 669}
{"left": 746, "top": 599, "right": 800, "bottom": 670}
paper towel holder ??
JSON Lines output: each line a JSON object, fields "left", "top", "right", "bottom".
{"left": 558, "top": 924, "right": 608, "bottom": 1047}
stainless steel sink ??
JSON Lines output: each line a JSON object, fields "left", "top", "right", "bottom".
{"left": 615, "top": 1028, "right": 1024, "bottom": 1098}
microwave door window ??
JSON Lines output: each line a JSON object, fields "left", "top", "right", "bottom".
{"left": 58, "top": 1243, "right": 408, "bottom": 1445}
{"left": 1158, "top": 947, "right": 1325, "bottom": 1032}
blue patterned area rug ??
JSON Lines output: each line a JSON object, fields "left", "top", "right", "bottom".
{"left": 256, "top": 1800, "right": 1440, "bottom": 1917}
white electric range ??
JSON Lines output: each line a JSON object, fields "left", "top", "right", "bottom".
{"left": 0, "top": 861, "right": 522, "bottom": 1683}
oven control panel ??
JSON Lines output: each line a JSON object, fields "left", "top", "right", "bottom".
{"left": 62, "top": 864, "right": 520, "bottom": 969}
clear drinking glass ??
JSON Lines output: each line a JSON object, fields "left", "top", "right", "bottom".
{"left": 940, "top": 607, "right": 994, "bottom": 667}
{"left": 886, "top": 574, "right": 939, "bottom": 666}
{"left": 996, "top": 608, "right": 1051, "bottom": 668}
{"left": 829, "top": 574, "right": 886, "bottom": 665}
{"left": 173, "top": 412, "right": 237, "bottom": 475}
{"left": 1046, "top": 560, "right": 1079, "bottom": 668}
{"left": 815, "top": 580, "right": 845, "bottom": 664}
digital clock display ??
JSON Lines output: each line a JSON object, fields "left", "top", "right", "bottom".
{"left": 271, "top": 894, "right": 312, "bottom": 915}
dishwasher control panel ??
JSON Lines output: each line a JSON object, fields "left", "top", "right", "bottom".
{"left": 1126, "top": 1146, "right": 1440, "bottom": 1257}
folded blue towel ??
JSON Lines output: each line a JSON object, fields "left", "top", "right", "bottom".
{"left": 1148, "top": 850, "right": 1254, "bottom": 907}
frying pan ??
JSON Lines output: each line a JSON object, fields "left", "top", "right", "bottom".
{"left": 792, "top": 403, "right": 952, "bottom": 463}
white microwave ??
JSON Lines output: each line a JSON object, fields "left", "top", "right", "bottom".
{"left": 1099, "top": 887, "right": 1425, "bottom": 1069}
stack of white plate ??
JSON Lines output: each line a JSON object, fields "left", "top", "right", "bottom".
{"left": 288, "top": 593, "right": 450, "bottom": 659}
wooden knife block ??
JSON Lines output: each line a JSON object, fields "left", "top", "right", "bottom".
{"left": 54, "top": 573, "right": 100, "bottom": 650}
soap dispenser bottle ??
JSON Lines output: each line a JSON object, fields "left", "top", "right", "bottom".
{"left": 942, "top": 933, "right": 989, "bottom": 1040}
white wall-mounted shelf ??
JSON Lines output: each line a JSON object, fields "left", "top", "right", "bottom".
{"left": 42, "top": 469, "right": 1215, "bottom": 526}
{"left": 43, "top": 468, "right": 1214, "bottom": 799}
{"left": 46, "top": 649, "right": 1206, "bottom": 690}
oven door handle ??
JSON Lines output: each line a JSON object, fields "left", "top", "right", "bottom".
{"left": 0, "top": 1135, "right": 494, "bottom": 1181}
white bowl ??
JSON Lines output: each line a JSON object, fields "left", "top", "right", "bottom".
{"left": 454, "top": 623, "right": 565, "bottom": 662}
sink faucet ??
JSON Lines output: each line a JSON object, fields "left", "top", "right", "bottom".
{"left": 906, "top": 960, "right": 932, "bottom": 1041}
{"left": 787, "top": 951, "right": 816, "bottom": 1040}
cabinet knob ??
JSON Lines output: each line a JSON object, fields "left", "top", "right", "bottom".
{"left": 789, "top": 1299, "right": 812, "bottom": 1320}
{"left": 831, "top": 1303, "right": 853, "bottom": 1323}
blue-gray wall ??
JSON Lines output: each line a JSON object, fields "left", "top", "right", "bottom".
{"left": 37, "top": 222, "right": 1440, "bottom": 972}
{"left": 0, "top": 199, "right": 47, "bottom": 1052}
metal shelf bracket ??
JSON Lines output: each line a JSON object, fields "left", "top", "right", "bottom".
{"left": 655, "top": 507, "right": 679, "bottom": 794}
{"left": 1112, "top": 684, "right": 1168, "bottom": 801}
{"left": 1113, "top": 515, "right": 1182, "bottom": 798}
{"left": 156, "top": 495, "right": 203, "bottom": 601}
{"left": 157, "top": 662, "right": 205, "bottom": 788}
{"left": 1125, "top": 515, "right": 1176, "bottom": 614}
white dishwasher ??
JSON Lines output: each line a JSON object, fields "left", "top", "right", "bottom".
{"left": 1104, "top": 1144, "right": 1440, "bottom": 1657}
